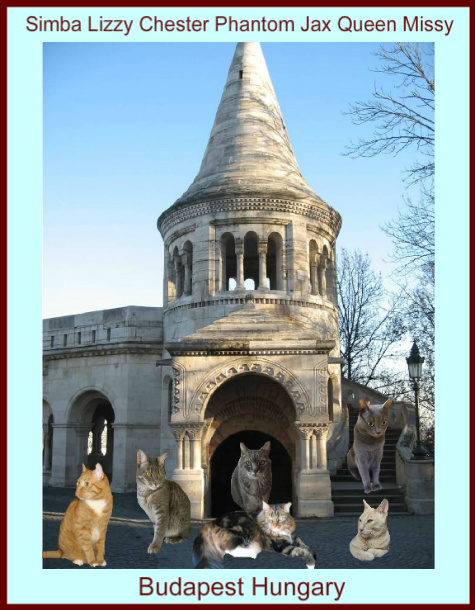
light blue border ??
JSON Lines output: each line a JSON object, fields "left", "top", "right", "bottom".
{"left": 8, "top": 5, "right": 469, "bottom": 605}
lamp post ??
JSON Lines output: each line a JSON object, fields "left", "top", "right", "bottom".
{"left": 406, "top": 341, "right": 431, "bottom": 460}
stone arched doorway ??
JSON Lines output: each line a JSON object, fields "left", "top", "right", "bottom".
{"left": 202, "top": 372, "right": 297, "bottom": 517}
{"left": 86, "top": 403, "right": 115, "bottom": 482}
{"left": 210, "top": 430, "right": 292, "bottom": 517}
{"left": 66, "top": 390, "right": 115, "bottom": 484}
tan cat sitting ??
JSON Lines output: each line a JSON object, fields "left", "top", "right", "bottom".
{"left": 43, "top": 463, "right": 113, "bottom": 567}
{"left": 350, "top": 499, "right": 390, "bottom": 561}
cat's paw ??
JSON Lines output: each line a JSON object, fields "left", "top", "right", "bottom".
{"left": 364, "top": 486, "right": 372, "bottom": 494}
{"left": 372, "top": 483, "right": 382, "bottom": 491}
{"left": 164, "top": 537, "right": 184, "bottom": 545}
{"left": 72, "top": 559, "right": 84, "bottom": 566}
{"left": 98, "top": 560, "right": 107, "bottom": 566}
{"left": 148, "top": 543, "right": 161, "bottom": 554}
{"left": 307, "top": 564, "right": 315, "bottom": 569}
{"left": 90, "top": 562, "right": 99, "bottom": 567}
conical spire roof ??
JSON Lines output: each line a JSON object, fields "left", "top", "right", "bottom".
{"left": 171, "top": 42, "right": 325, "bottom": 208}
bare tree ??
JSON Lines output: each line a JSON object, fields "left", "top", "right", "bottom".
{"left": 337, "top": 248, "right": 405, "bottom": 388}
{"left": 344, "top": 42, "right": 435, "bottom": 419}
{"left": 345, "top": 42, "right": 434, "bottom": 186}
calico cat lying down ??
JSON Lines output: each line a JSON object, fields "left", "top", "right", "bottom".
{"left": 42, "top": 463, "right": 113, "bottom": 566}
{"left": 193, "top": 501, "right": 316, "bottom": 569}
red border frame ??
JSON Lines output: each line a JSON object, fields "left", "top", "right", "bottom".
{"left": 5, "top": 0, "right": 471, "bottom": 608}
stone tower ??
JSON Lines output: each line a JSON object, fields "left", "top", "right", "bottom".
{"left": 157, "top": 42, "right": 343, "bottom": 518}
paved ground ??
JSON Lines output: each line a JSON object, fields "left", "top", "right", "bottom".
{"left": 42, "top": 487, "right": 434, "bottom": 570}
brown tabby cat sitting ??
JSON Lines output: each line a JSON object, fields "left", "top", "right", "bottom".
{"left": 42, "top": 463, "right": 113, "bottom": 566}
{"left": 136, "top": 450, "right": 191, "bottom": 554}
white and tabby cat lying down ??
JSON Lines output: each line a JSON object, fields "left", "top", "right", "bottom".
{"left": 193, "top": 502, "right": 316, "bottom": 569}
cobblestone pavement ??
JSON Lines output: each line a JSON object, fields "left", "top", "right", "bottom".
{"left": 42, "top": 488, "right": 434, "bottom": 570}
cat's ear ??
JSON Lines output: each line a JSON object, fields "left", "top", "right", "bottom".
{"left": 382, "top": 398, "right": 392, "bottom": 411}
{"left": 82, "top": 463, "right": 87, "bottom": 472}
{"left": 240, "top": 443, "right": 248, "bottom": 455}
{"left": 261, "top": 441, "right": 271, "bottom": 454}
{"left": 262, "top": 501, "right": 271, "bottom": 511}
{"left": 137, "top": 450, "right": 149, "bottom": 466}
{"left": 363, "top": 499, "right": 372, "bottom": 511}
{"left": 283, "top": 502, "right": 292, "bottom": 513}
{"left": 359, "top": 399, "right": 370, "bottom": 413}
{"left": 377, "top": 499, "right": 389, "bottom": 516}
{"left": 94, "top": 463, "right": 104, "bottom": 480}
{"left": 158, "top": 452, "right": 168, "bottom": 465}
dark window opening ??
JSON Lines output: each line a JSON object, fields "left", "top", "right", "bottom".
{"left": 239, "top": 70, "right": 243, "bottom": 79}
{"left": 243, "top": 232, "right": 259, "bottom": 288}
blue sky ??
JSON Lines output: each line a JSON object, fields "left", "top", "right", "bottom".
{"left": 43, "top": 42, "right": 425, "bottom": 318}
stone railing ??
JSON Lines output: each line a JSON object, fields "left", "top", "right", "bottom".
{"left": 394, "top": 401, "right": 434, "bottom": 515}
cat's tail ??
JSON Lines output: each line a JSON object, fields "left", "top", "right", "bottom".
{"left": 193, "top": 522, "right": 245, "bottom": 569}
{"left": 192, "top": 524, "right": 224, "bottom": 569}
{"left": 42, "top": 550, "right": 63, "bottom": 559}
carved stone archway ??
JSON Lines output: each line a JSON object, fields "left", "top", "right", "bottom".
{"left": 186, "top": 357, "right": 312, "bottom": 419}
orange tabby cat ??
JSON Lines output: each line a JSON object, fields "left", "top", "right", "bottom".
{"left": 42, "top": 463, "right": 113, "bottom": 567}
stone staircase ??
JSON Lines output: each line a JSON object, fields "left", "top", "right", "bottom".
{"left": 331, "top": 409, "right": 410, "bottom": 515}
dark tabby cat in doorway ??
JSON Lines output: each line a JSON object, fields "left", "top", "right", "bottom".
{"left": 347, "top": 398, "right": 392, "bottom": 493}
{"left": 193, "top": 501, "right": 316, "bottom": 569}
{"left": 231, "top": 442, "right": 272, "bottom": 512}
{"left": 136, "top": 450, "right": 191, "bottom": 553}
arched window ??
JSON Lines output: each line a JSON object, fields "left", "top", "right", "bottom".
{"left": 267, "top": 232, "right": 283, "bottom": 290}
{"left": 244, "top": 232, "right": 259, "bottom": 288}
{"left": 327, "top": 377, "right": 334, "bottom": 422}
{"left": 168, "top": 378, "right": 174, "bottom": 419}
{"left": 172, "top": 246, "right": 183, "bottom": 299}
{"left": 319, "top": 245, "right": 329, "bottom": 297}
{"left": 182, "top": 241, "right": 193, "bottom": 296}
{"left": 309, "top": 240, "right": 318, "bottom": 295}
{"left": 220, "top": 233, "right": 236, "bottom": 291}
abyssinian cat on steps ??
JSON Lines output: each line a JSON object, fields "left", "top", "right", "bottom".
{"left": 347, "top": 398, "right": 392, "bottom": 493}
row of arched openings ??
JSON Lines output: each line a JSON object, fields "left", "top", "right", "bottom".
{"left": 220, "top": 231, "right": 284, "bottom": 291}
{"left": 168, "top": 240, "right": 193, "bottom": 301}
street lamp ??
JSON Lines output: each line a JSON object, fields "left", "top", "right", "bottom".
{"left": 406, "top": 341, "right": 431, "bottom": 460}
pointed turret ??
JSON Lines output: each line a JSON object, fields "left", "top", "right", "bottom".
{"left": 170, "top": 42, "right": 325, "bottom": 208}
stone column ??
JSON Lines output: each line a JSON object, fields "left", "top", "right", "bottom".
{"left": 171, "top": 427, "right": 185, "bottom": 471}
{"left": 182, "top": 252, "right": 192, "bottom": 296}
{"left": 258, "top": 240, "right": 268, "bottom": 290}
{"left": 319, "top": 254, "right": 328, "bottom": 297}
{"left": 75, "top": 424, "right": 91, "bottom": 470}
{"left": 294, "top": 423, "right": 333, "bottom": 518}
{"left": 235, "top": 239, "right": 244, "bottom": 289}
{"left": 311, "top": 434, "right": 318, "bottom": 470}
{"left": 170, "top": 423, "right": 207, "bottom": 519}
{"left": 310, "top": 254, "right": 318, "bottom": 295}
{"left": 188, "top": 427, "right": 204, "bottom": 470}
{"left": 316, "top": 428, "right": 328, "bottom": 470}
{"left": 296, "top": 425, "right": 313, "bottom": 471}
{"left": 183, "top": 435, "right": 191, "bottom": 469}
{"left": 174, "top": 256, "right": 183, "bottom": 298}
